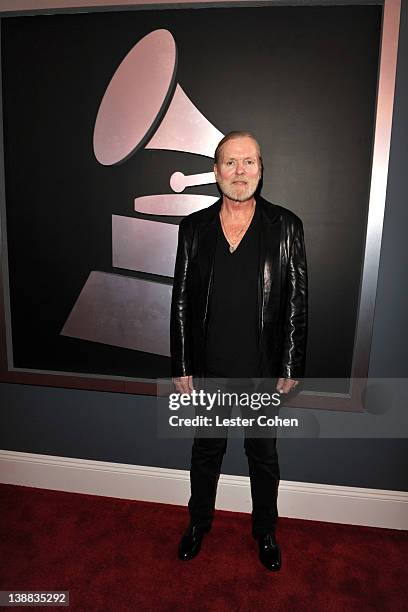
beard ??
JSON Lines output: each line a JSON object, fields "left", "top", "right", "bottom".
{"left": 217, "top": 177, "right": 260, "bottom": 202}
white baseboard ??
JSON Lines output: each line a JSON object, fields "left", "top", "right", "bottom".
{"left": 0, "top": 450, "right": 407, "bottom": 530}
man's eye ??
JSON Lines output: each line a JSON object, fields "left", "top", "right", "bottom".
{"left": 226, "top": 161, "right": 235, "bottom": 166}
{"left": 245, "top": 160, "right": 254, "bottom": 165}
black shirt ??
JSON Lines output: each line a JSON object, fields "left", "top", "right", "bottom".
{"left": 205, "top": 203, "right": 261, "bottom": 378}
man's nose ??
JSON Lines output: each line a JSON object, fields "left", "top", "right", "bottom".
{"left": 235, "top": 163, "right": 245, "bottom": 174}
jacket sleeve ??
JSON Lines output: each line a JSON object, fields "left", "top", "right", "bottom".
{"left": 170, "top": 218, "right": 193, "bottom": 378}
{"left": 280, "top": 220, "right": 308, "bottom": 379}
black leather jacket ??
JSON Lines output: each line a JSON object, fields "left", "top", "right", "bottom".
{"left": 170, "top": 196, "right": 308, "bottom": 379}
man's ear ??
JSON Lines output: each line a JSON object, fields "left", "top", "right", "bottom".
{"left": 213, "top": 163, "right": 218, "bottom": 179}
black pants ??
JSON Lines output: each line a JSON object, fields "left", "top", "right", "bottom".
{"left": 188, "top": 378, "right": 280, "bottom": 537}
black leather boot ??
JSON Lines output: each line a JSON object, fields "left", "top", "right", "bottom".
{"left": 178, "top": 524, "right": 210, "bottom": 561}
{"left": 256, "top": 531, "right": 281, "bottom": 571}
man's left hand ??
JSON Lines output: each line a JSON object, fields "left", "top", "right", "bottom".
{"left": 276, "top": 378, "right": 299, "bottom": 394}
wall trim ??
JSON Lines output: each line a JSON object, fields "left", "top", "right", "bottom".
{"left": 0, "top": 450, "right": 407, "bottom": 530}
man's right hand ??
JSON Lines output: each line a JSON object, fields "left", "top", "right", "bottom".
{"left": 172, "top": 375, "right": 194, "bottom": 394}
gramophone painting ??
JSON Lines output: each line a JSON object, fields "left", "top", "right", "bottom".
{"left": 0, "top": 5, "right": 384, "bottom": 392}
{"left": 61, "top": 29, "right": 223, "bottom": 358}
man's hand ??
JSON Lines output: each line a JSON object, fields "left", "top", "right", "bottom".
{"left": 172, "top": 375, "right": 194, "bottom": 394}
{"left": 276, "top": 377, "right": 299, "bottom": 394}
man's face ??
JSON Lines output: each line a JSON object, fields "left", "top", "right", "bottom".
{"left": 214, "top": 136, "right": 262, "bottom": 202}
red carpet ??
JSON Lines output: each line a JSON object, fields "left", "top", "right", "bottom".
{"left": 0, "top": 483, "right": 407, "bottom": 611}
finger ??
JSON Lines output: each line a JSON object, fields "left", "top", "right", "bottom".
{"left": 182, "top": 377, "right": 194, "bottom": 394}
{"left": 173, "top": 378, "right": 187, "bottom": 394}
{"left": 286, "top": 380, "right": 295, "bottom": 393}
{"left": 276, "top": 377, "right": 285, "bottom": 393}
{"left": 174, "top": 380, "right": 183, "bottom": 393}
{"left": 177, "top": 380, "right": 187, "bottom": 394}
{"left": 281, "top": 380, "right": 290, "bottom": 394}
{"left": 281, "top": 379, "right": 294, "bottom": 394}
{"left": 286, "top": 379, "right": 299, "bottom": 393}
{"left": 182, "top": 382, "right": 191, "bottom": 394}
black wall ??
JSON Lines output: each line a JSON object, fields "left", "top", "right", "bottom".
{"left": 0, "top": 2, "right": 407, "bottom": 492}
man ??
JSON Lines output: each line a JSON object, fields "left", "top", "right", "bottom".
{"left": 170, "top": 131, "right": 307, "bottom": 571}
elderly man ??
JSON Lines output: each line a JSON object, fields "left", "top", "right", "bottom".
{"left": 170, "top": 131, "right": 307, "bottom": 571}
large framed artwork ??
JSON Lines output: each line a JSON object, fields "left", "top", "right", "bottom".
{"left": 0, "top": 0, "right": 401, "bottom": 408}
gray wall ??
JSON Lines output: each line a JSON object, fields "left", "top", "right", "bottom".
{"left": 1, "top": 2, "right": 407, "bottom": 492}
